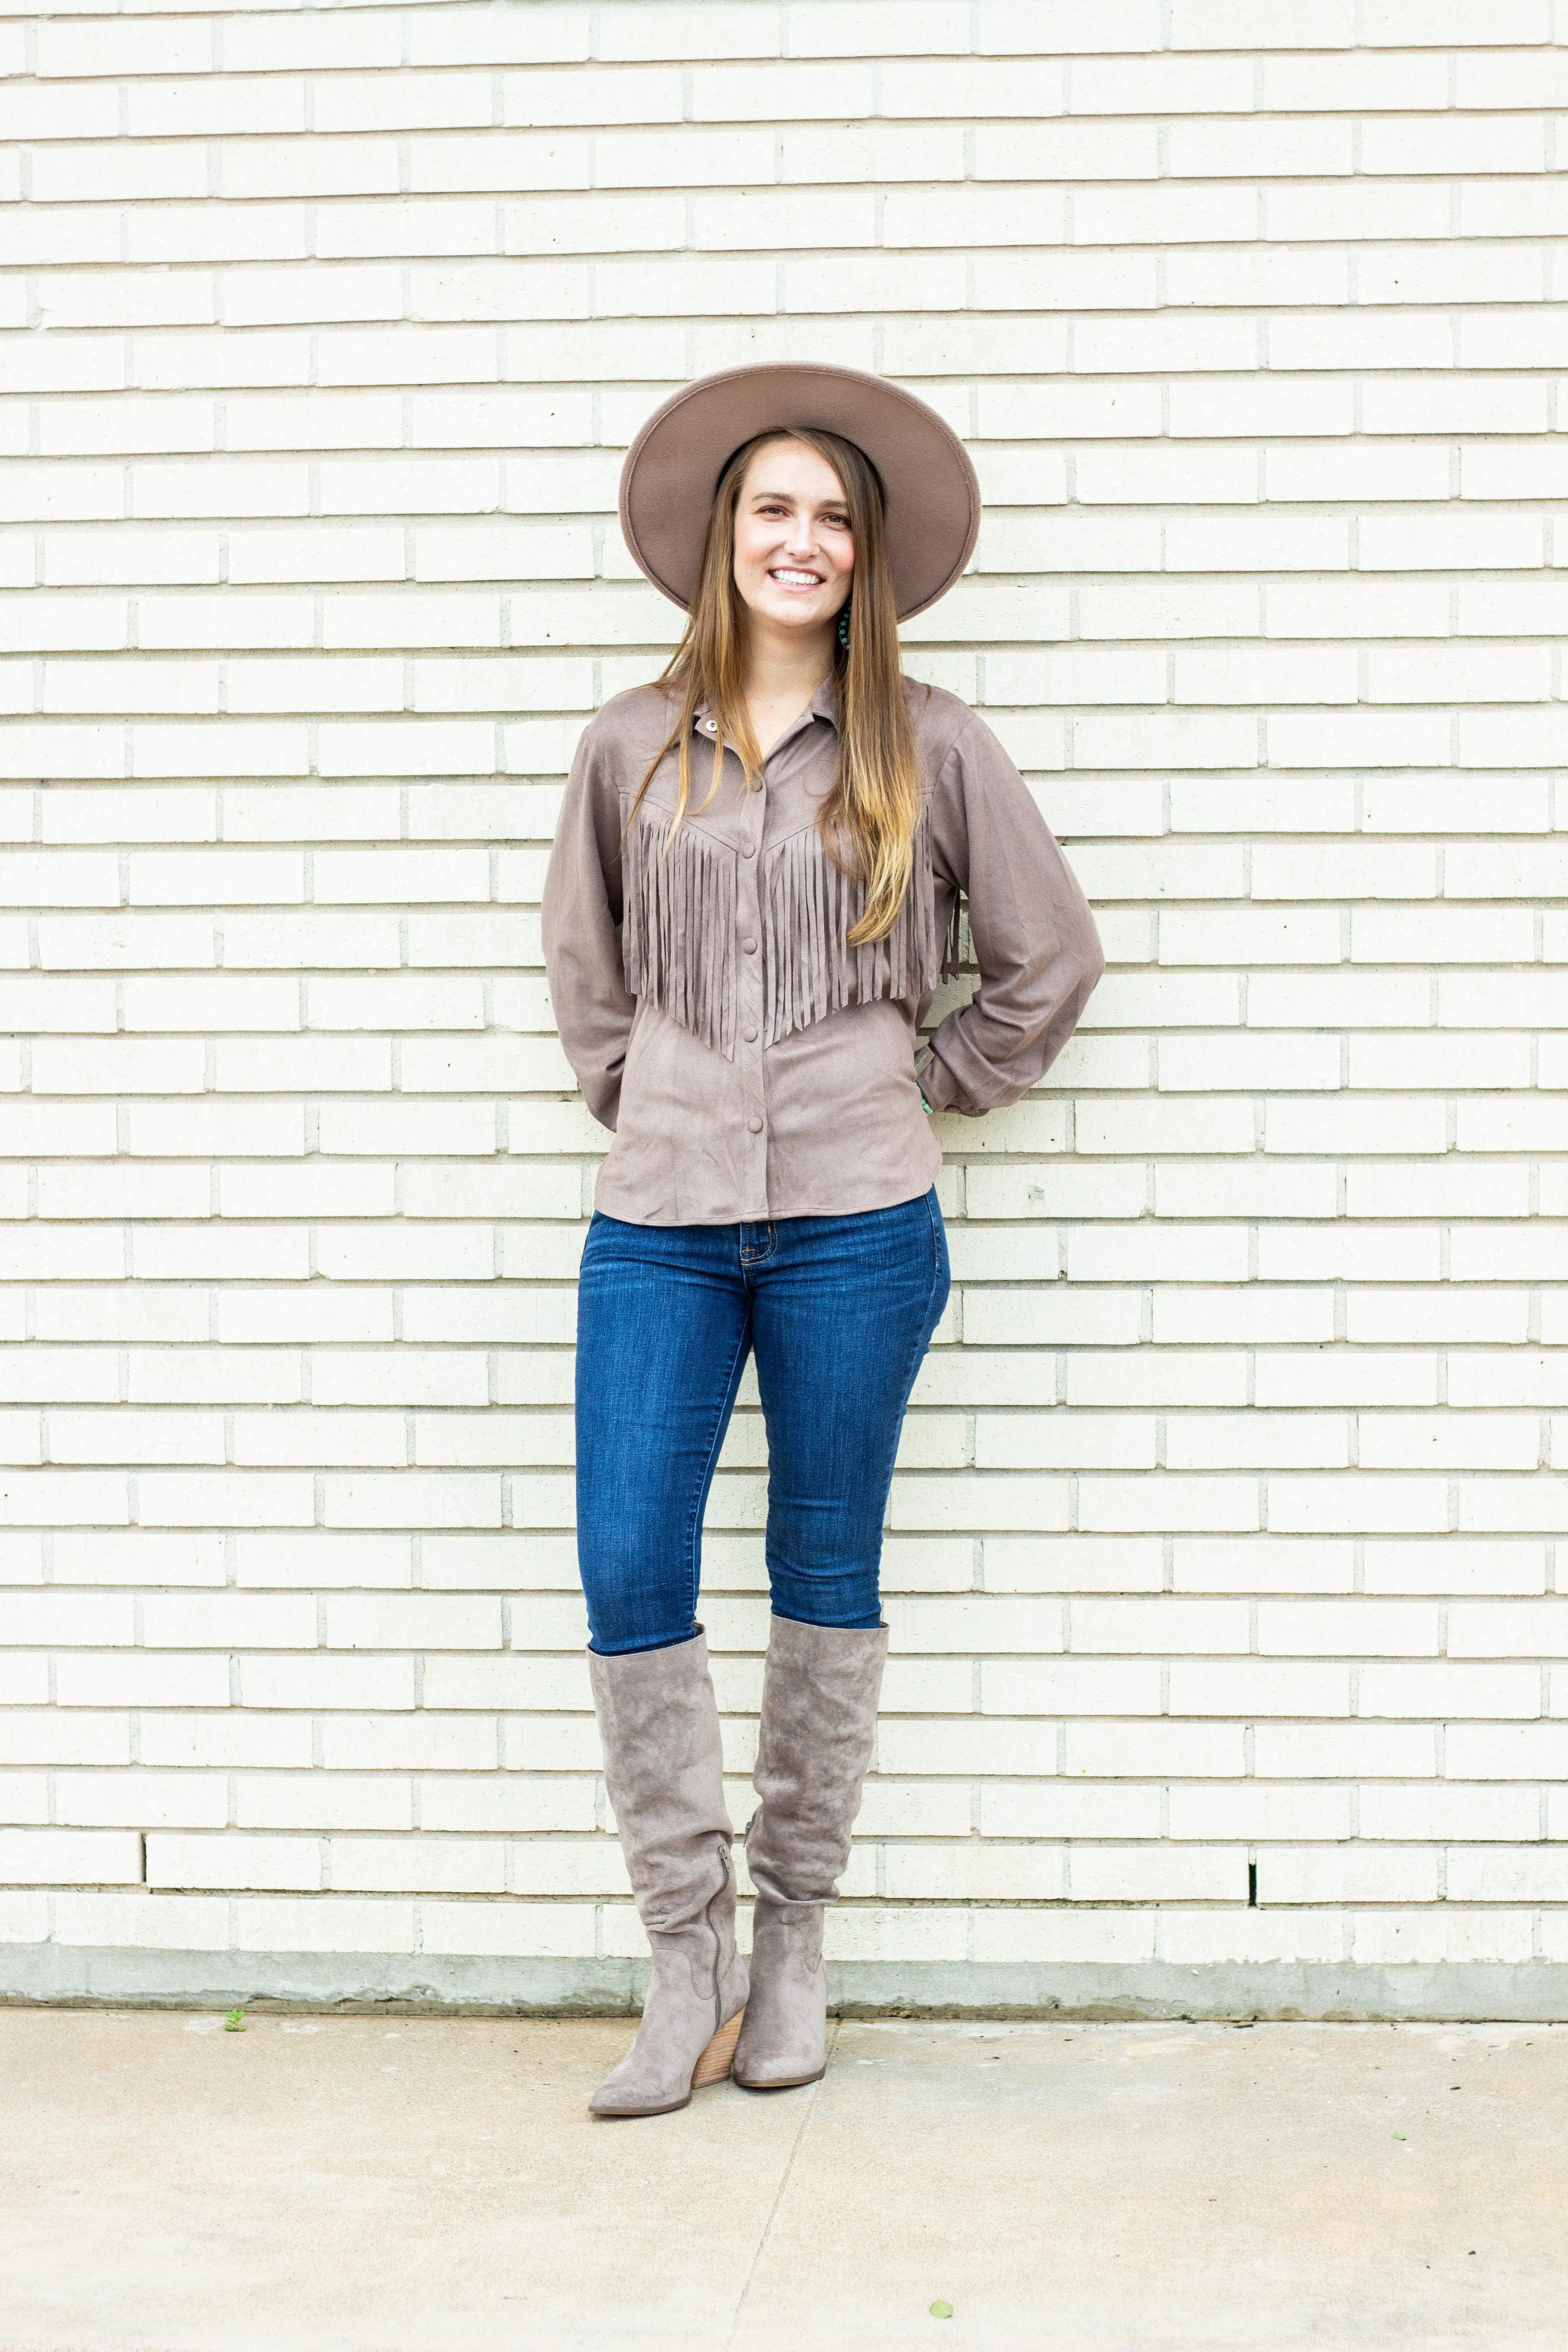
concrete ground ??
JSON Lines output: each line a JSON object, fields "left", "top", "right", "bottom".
{"left": 0, "top": 2010, "right": 1564, "bottom": 2352}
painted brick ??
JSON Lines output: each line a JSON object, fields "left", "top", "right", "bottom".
{"left": 0, "top": 9, "right": 1558, "bottom": 1993}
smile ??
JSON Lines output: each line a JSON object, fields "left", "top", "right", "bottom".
{"left": 768, "top": 568, "right": 825, "bottom": 588}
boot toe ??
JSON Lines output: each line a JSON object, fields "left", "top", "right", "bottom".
{"left": 733, "top": 2052, "right": 826, "bottom": 2092}
{"left": 588, "top": 2043, "right": 700, "bottom": 2117}
{"left": 589, "top": 2081, "right": 691, "bottom": 2119}
{"left": 732, "top": 2001, "right": 827, "bottom": 2090}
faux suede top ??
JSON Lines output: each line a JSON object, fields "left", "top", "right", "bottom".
{"left": 541, "top": 670, "right": 1105, "bottom": 1226}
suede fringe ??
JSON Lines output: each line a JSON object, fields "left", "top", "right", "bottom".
{"left": 621, "top": 803, "right": 960, "bottom": 1059}
{"left": 760, "top": 807, "right": 961, "bottom": 1046}
{"left": 621, "top": 805, "right": 739, "bottom": 1060}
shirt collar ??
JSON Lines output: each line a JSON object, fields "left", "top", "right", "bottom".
{"left": 691, "top": 668, "right": 842, "bottom": 742}
{"left": 806, "top": 668, "right": 843, "bottom": 731}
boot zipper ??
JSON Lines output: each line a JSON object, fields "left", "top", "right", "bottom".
{"left": 701, "top": 1839, "right": 730, "bottom": 2032}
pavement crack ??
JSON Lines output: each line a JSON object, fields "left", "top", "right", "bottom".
{"left": 724, "top": 2016, "right": 838, "bottom": 2347}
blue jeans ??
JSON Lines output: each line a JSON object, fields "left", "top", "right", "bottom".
{"left": 574, "top": 1190, "right": 950, "bottom": 1655}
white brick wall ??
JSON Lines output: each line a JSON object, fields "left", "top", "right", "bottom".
{"left": 2, "top": 0, "right": 1567, "bottom": 2011}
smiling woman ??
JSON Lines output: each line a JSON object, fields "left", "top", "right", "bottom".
{"left": 541, "top": 363, "right": 1104, "bottom": 2122}
{"left": 629, "top": 418, "right": 927, "bottom": 959}
{"left": 735, "top": 443, "right": 855, "bottom": 632}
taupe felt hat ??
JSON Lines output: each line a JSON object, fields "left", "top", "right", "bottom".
{"left": 618, "top": 362, "right": 981, "bottom": 622}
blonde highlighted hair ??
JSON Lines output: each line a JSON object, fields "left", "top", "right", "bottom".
{"left": 627, "top": 426, "right": 924, "bottom": 946}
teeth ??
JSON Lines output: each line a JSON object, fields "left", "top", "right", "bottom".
{"left": 771, "top": 569, "right": 822, "bottom": 585}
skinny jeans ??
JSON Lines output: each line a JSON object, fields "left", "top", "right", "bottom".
{"left": 574, "top": 1189, "right": 951, "bottom": 1656}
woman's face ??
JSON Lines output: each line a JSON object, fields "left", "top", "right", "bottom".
{"left": 731, "top": 439, "right": 854, "bottom": 640}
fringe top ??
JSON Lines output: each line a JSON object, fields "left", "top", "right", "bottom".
{"left": 541, "top": 671, "right": 1105, "bottom": 1226}
{"left": 621, "top": 797, "right": 963, "bottom": 1061}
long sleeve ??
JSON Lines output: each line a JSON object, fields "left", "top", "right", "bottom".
{"left": 919, "top": 712, "right": 1104, "bottom": 1117}
{"left": 541, "top": 718, "right": 635, "bottom": 1132}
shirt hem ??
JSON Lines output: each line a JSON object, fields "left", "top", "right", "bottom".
{"left": 593, "top": 1152, "right": 942, "bottom": 1227}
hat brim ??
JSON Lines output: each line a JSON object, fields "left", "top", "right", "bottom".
{"left": 618, "top": 363, "right": 980, "bottom": 623}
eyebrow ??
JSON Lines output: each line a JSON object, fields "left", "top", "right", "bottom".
{"left": 746, "top": 487, "right": 850, "bottom": 507}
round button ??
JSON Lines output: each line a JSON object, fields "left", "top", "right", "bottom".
{"left": 741, "top": 840, "right": 756, "bottom": 858}
{"left": 742, "top": 936, "right": 757, "bottom": 954}
{"left": 743, "top": 1025, "right": 758, "bottom": 1044}
{"left": 746, "top": 1115, "right": 763, "bottom": 1134}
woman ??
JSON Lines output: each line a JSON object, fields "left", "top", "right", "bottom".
{"left": 543, "top": 363, "right": 1103, "bottom": 2119}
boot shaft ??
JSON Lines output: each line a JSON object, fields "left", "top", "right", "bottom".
{"left": 588, "top": 1630, "right": 735, "bottom": 1937}
{"left": 746, "top": 1615, "right": 889, "bottom": 1911}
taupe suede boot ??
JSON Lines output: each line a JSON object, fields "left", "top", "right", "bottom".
{"left": 587, "top": 1631, "right": 748, "bottom": 2119}
{"left": 733, "top": 1615, "right": 888, "bottom": 2093}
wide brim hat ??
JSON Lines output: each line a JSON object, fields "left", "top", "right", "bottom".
{"left": 618, "top": 362, "right": 981, "bottom": 623}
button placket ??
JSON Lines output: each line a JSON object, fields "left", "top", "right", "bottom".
{"left": 735, "top": 768, "right": 769, "bottom": 1214}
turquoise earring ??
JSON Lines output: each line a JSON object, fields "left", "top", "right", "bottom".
{"left": 838, "top": 600, "right": 851, "bottom": 652}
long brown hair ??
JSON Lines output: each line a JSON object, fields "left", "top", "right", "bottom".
{"left": 627, "top": 426, "right": 923, "bottom": 945}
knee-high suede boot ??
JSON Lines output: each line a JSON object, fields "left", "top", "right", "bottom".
{"left": 587, "top": 1631, "right": 749, "bottom": 2119}
{"left": 733, "top": 1615, "right": 888, "bottom": 2093}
